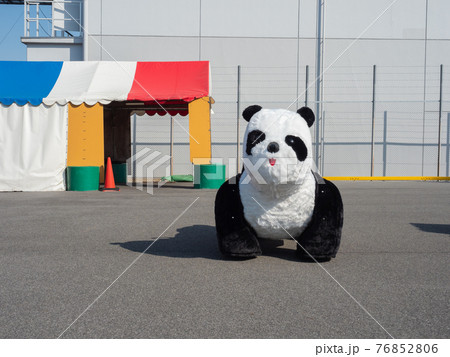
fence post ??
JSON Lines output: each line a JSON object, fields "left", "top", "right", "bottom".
{"left": 446, "top": 113, "right": 449, "bottom": 177}
{"left": 437, "top": 64, "right": 443, "bottom": 176}
{"left": 132, "top": 113, "right": 137, "bottom": 182}
{"left": 305, "top": 65, "right": 309, "bottom": 107}
{"left": 370, "top": 65, "right": 377, "bottom": 176}
{"left": 383, "top": 111, "right": 387, "bottom": 176}
{"left": 315, "top": 0, "right": 324, "bottom": 169}
{"left": 236, "top": 65, "right": 241, "bottom": 174}
{"left": 321, "top": 110, "right": 325, "bottom": 174}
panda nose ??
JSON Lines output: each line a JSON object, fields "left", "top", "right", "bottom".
{"left": 267, "top": 142, "right": 279, "bottom": 153}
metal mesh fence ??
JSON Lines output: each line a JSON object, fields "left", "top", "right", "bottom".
{"left": 131, "top": 64, "right": 449, "bottom": 179}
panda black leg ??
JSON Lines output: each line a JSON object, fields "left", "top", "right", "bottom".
{"left": 295, "top": 178, "right": 343, "bottom": 262}
{"left": 214, "top": 175, "right": 262, "bottom": 258}
{"left": 218, "top": 227, "right": 261, "bottom": 258}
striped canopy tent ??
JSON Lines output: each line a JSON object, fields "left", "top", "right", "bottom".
{"left": 0, "top": 61, "right": 213, "bottom": 191}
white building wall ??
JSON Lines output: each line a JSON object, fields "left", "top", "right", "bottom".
{"left": 26, "top": 43, "right": 83, "bottom": 61}
{"left": 62, "top": 0, "right": 450, "bottom": 176}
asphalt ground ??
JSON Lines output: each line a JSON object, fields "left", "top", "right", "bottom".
{"left": 0, "top": 181, "right": 449, "bottom": 339}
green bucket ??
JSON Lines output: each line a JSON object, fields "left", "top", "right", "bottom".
{"left": 194, "top": 164, "right": 226, "bottom": 189}
{"left": 67, "top": 166, "right": 100, "bottom": 191}
{"left": 112, "top": 163, "right": 127, "bottom": 185}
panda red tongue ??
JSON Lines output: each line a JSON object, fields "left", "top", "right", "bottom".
{"left": 269, "top": 158, "right": 276, "bottom": 166}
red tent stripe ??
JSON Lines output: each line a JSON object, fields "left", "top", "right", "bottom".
{"left": 127, "top": 61, "right": 209, "bottom": 102}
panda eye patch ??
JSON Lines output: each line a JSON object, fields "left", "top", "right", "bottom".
{"left": 285, "top": 135, "right": 307, "bottom": 161}
{"left": 246, "top": 130, "right": 266, "bottom": 155}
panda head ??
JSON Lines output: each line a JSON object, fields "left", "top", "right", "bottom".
{"left": 242, "top": 105, "right": 315, "bottom": 185}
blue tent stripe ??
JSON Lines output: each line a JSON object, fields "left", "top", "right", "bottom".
{"left": 0, "top": 61, "right": 63, "bottom": 106}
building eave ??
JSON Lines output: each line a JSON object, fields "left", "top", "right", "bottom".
{"left": 21, "top": 37, "right": 83, "bottom": 45}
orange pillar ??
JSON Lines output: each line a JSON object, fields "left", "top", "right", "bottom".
{"left": 67, "top": 103, "right": 105, "bottom": 183}
{"left": 188, "top": 97, "right": 213, "bottom": 165}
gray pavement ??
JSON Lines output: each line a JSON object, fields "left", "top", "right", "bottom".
{"left": 0, "top": 181, "right": 449, "bottom": 339}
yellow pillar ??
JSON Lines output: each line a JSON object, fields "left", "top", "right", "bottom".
{"left": 67, "top": 103, "right": 105, "bottom": 183}
{"left": 188, "top": 97, "right": 212, "bottom": 165}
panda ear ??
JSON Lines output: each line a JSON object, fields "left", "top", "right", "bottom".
{"left": 297, "top": 107, "right": 315, "bottom": 127}
{"left": 242, "top": 105, "right": 262, "bottom": 122}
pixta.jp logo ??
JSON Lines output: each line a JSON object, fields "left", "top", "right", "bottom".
{"left": 127, "top": 148, "right": 171, "bottom": 194}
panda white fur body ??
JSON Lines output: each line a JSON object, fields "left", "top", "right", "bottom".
{"left": 239, "top": 108, "right": 316, "bottom": 239}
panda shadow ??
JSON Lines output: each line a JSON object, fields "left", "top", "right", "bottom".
{"left": 111, "top": 225, "right": 222, "bottom": 260}
{"left": 257, "top": 238, "right": 306, "bottom": 262}
{"left": 258, "top": 238, "right": 332, "bottom": 263}
{"left": 111, "top": 226, "right": 327, "bottom": 262}
{"left": 258, "top": 238, "right": 295, "bottom": 261}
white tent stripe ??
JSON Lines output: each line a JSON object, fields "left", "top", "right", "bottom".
{"left": 43, "top": 61, "right": 137, "bottom": 106}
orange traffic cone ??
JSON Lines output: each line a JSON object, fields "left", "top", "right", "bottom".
{"left": 100, "top": 157, "right": 120, "bottom": 191}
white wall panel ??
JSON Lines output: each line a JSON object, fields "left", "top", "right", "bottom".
{"left": 87, "top": 0, "right": 102, "bottom": 34}
{"left": 323, "top": 39, "right": 425, "bottom": 67}
{"left": 425, "top": 41, "right": 450, "bottom": 66}
{"left": 427, "top": 0, "right": 450, "bottom": 40}
{"left": 299, "top": 0, "right": 316, "bottom": 38}
{"left": 201, "top": 0, "right": 299, "bottom": 38}
{"left": 101, "top": 0, "right": 200, "bottom": 36}
{"left": 27, "top": 44, "right": 83, "bottom": 61}
{"left": 87, "top": 35, "right": 102, "bottom": 60}
{"left": 298, "top": 39, "right": 316, "bottom": 66}
{"left": 325, "top": 0, "right": 426, "bottom": 39}
{"left": 201, "top": 37, "right": 298, "bottom": 67}
{"left": 98, "top": 36, "right": 200, "bottom": 61}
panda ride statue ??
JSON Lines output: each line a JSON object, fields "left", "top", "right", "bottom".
{"left": 214, "top": 105, "right": 343, "bottom": 261}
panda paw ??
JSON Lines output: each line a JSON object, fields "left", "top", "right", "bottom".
{"left": 218, "top": 227, "right": 262, "bottom": 259}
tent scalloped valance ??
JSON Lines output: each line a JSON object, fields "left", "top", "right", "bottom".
{"left": 0, "top": 60, "right": 210, "bottom": 107}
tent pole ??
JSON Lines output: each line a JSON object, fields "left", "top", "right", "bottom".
{"left": 370, "top": 65, "right": 376, "bottom": 177}
{"left": 132, "top": 113, "right": 137, "bottom": 183}
{"left": 170, "top": 115, "right": 174, "bottom": 178}
{"left": 236, "top": 65, "right": 241, "bottom": 174}
{"left": 437, "top": 64, "right": 443, "bottom": 177}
